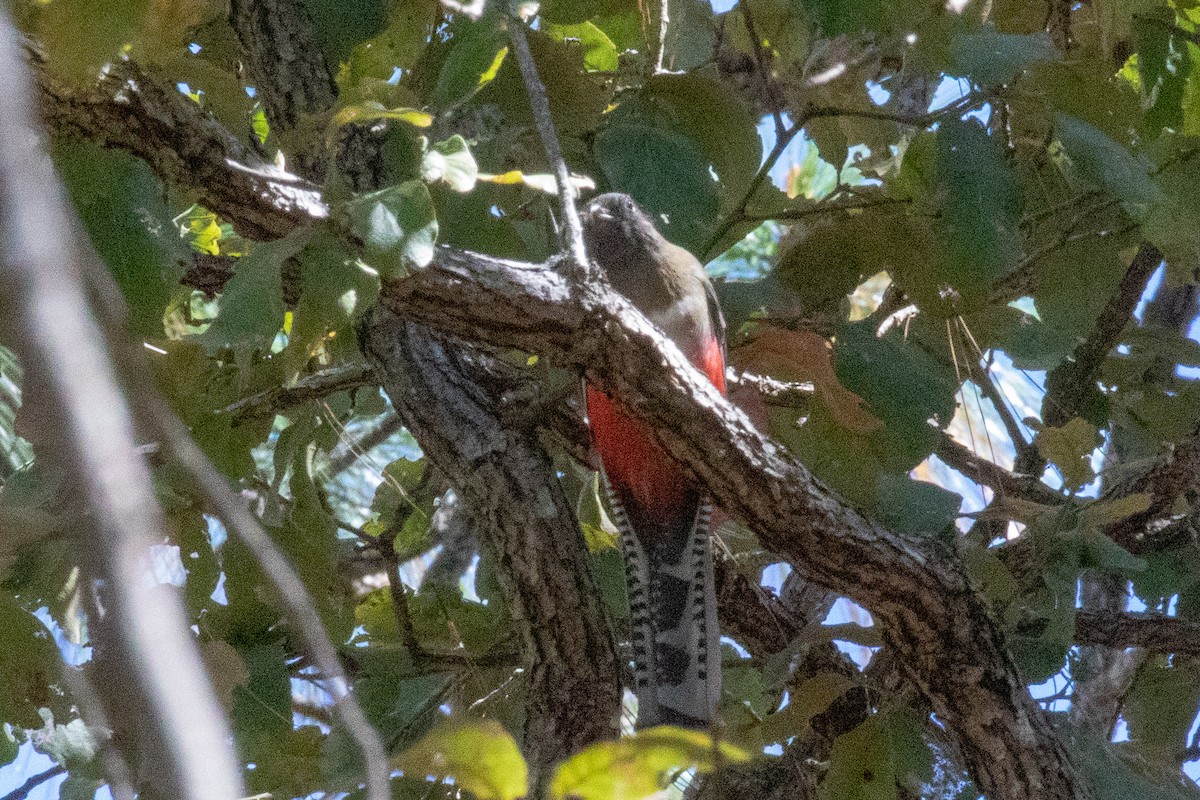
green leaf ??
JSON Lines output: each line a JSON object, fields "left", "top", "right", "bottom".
{"left": 393, "top": 720, "right": 527, "bottom": 800}
{"left": 1123, "top": 656, "right": 1200, "bottom": 767}
{"left": 960, "top": 541, "right": 1019, "bottom": 606}
{"left": 1052, "top": 113, "right": 1163, "bottom": 216}
{"left": 875, "top": 474, "right": 961, "bottom": 539}
{"left": 1076, "top": 528, "right": 1147, "bottom": 575}
{"left": 932, "top": 118, "right": 1023, "bottom": 307}
{"left": 305, "top": 0, "right": 392, "bottom": 66}
{"left": 594, "top": 121, "right": 719, "bottom": 254}
{"left": 55, "top": 142, "right": 189, "bottom": 338}
{"left": 342, "top": 180, "right": 439, "bottom": 277}
{"left": 551, "top": 726, "right": 750, "bottom": 800}
{"left": 199, "top": 233, "right": 300, "bottom": 354}
{"left": 1144, "top": 137, "right": 1200, "bottom": 270}
{"left": 821, "top": 710, "right": 933, "bottom": 800}
{"left": 800, "top": 0, "right": 913, "bottom": 36}
{"left": 638, "top": 74, "right": 763, "bottom": 202}
{"left": 777, "top": 209, "right": 936, "bottom": 312}
{"left": 745, "top": 672, "right": 855, "bottom": 746}
{"left": 0, "top": 727, "right": 17, "bottom": 767}
{"left": 1033, "top": 238, "right": 1131, "bottom": 363}
{"left": 432, "top": 15, "right": 510, "bottom": 110}
{"left": 950, "top": 26, "right": 1058, "bottom": 85}
{"left": 421, "top": 135, "right": 479, "bottom": 192}
{"left": 1033, "top": 417, "right": 1102, "bottom": 491}
{"left": 36, "top": 0, "right": 149, "bottom": 81}
{"left": 0, "top": 599, "right": 62, "bottom": 728}
{"left": 543, "top": 22, "right": 619, "bottom": 72}
{"left": 834, "top": 318, "right": 959, "bottom": 464}
{"left": 1076, "top": 735, "right": 1200, "bottom": 800}
{"left": 333, "top": 0, "right": 436, "bottom": 84}
{"left": 1134, "top": 9, "right": 1192, "bottom": 134}
{"left": 1078, "top": 493, "right": 1152, "bottom": 529}
{"left": 59, "top": 777, "right": 104, "bottom": 800}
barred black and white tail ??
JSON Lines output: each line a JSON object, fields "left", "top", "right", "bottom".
{"left": 606, "top": 482, "right": 721, "bottom": 729}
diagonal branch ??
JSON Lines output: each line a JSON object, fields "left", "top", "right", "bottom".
{"left": 379, "top": 248, "right": 1094, "bottom": 800}
{"left": 1015, "top": 241, "right": 1162, "bottom": 475}
{"left": 32, "top": 47, "right": 324, "bottom": 239}
{"left": 31, "top": 43, "right": 1094, "bottom": 799}
{"left": 0, "top": 14, "right": 244, "bottom": 800}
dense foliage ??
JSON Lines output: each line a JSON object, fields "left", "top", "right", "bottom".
{"left": 4, "top": 0, "right": 1200, "bottom": 798}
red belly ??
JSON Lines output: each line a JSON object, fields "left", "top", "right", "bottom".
{"left": 587, "top": 334, "right": 725, "bottom": 541}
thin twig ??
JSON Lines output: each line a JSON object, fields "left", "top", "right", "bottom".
{"left": 0, "top": 11, "right": 244, "bottom": 799}
{"left": 651, "top": 0, "right": 669, "bottom": 72}
{"left": 703, "top": 92, "right": 990, "bottom": 259}
{"left": 740, "top": 195, "right": 910, "bottom": 223}
{"left": 703, "top": 121, "right": 804, "bottom": 259}
{"left": 0, "top": 766, "right": 67, "bottom": 800}
{"left": 506, "top": 17, "right": 588, "bottom": 272}
{"left": 324, "top": 413, "right": 404, "bottom": 478}
{"left": 219, "top": 363, "right": 377, "bottom": 421}
{"left": 738, "top": 0, "right": 783, "bottom": 137}
{"left": 144, "top": 402, "right": 393, "bottom": 800}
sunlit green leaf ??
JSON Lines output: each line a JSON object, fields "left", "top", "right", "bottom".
{"left": 341, "top": 180, "right": 439, "bottom": 276}
{"left": 551, "top": 726, "right": 749, "bottom": 800}
{"left": 421, "top": 135, "right": 479, "bottom": 192}
{"left": 393, "top": 720, "right": 527, "bottom": 800}
{"left": 543, "top": 22, "right": 619, "bottom": 72}
{"left": 1033, "top": 417, "right": 1102, "bottom": 492}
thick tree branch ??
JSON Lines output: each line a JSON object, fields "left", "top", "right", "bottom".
{"left": 33, "top": 48, "right": 325, "bottom": 239}
{"left": 1107, "top": 422, "right": 1200, "bottom": 553}
{"left": 1016, "top": 241, "right": 1161, "bottom": 476}
{"left": 0, "top": 14, "right": 243, "bottom": 800}
{"left": 360, "top": 311, "right": 622, "bottom": 780}
{"left": 29, "top": 43, "right": 1098, "bottom": 798}
{"left": 1075, "top": 610, "right": 1200, "bottom": 656}
{"left": 227, "top": 0, "right": 337, "bottom": 180}
{"left": 379, "top": 248, "right": 1093, "bottom": 800}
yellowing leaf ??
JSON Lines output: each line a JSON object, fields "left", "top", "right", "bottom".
{"left": 477, "top": 171, "right": 597, "bottom": 194}
{"left": 479, "top": 46, "right": 509, "bottom": 87}
{"left": 330, "top": 102, "right": 433, "bottom": 135}
{"left": 1079, "top": 492, "right": 1152, "bottom": 529}
{"left": 393, "top": 720, "right": 527, "bottom": 800}
{"left": 551, "top": 726, "right": 750, "bottom": 800}
{"left": 1034, "top": 417, "right": 1101, "bottom": 492}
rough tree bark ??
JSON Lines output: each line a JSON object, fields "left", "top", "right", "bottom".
{"left": 225, "top": 0, "right": 622, "bottom": 782}
{"left": 380, "top": 249, "right": 1095, "bottom": 800}
{"left": 360, "top": 310, "right": 622, "bottom": 779}
{"left": 26, "top": 29, "right": 1147, "bottom": 800}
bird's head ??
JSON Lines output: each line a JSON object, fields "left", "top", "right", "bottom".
{"left": 581, "top": 193, "right": 663, "bottom": 260}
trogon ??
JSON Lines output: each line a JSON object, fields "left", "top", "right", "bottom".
{"left": 581, "top": 193, "right": 726, "bottom": 729}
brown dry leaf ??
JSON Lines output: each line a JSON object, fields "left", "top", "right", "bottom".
{"left": 735, "top": 327, "right": 882, "bottom": 434}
